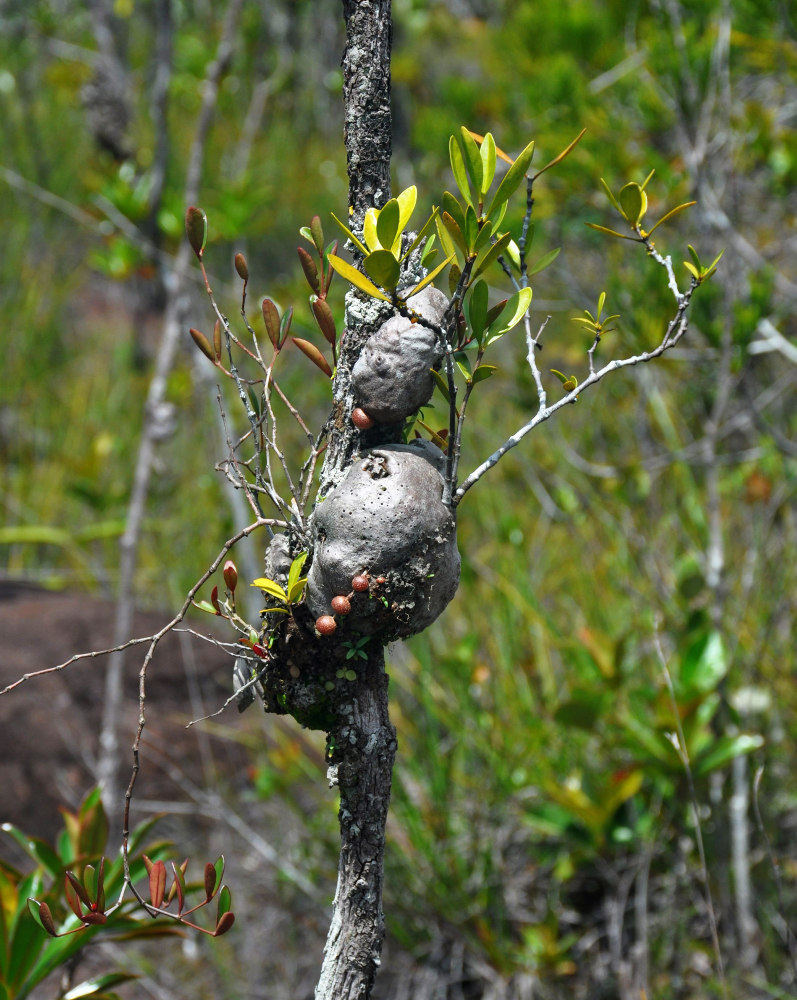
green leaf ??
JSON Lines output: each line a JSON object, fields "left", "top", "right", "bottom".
{"left": 471, "top": 364, "right": 497, "bottom": 384}
{"left": 694, "top": 733, "right": 764, "bottom": 777}
{"left": 586, "top": 222, "right": 641, "bottom": 241}
{"left": 473, "top": 219, "right": 494, "bottom": 255}
{"left": 400, "top": 207, "right": 439, "bottom": 263}
{"left": 396, "top": 185, "right": 418, "bottom": 233}
{"left": 430, "top": 368, "right": 450, "bottom": 403}
{"left": 364, "top": 249, "right": 401, "bottom": 290}
{"left": 329, "top": 213, "right": 368, "bottom": 256}
{"left": 478, "top": 132, "right": 497, "bottom": 196}
{"left": 217, "top": 884, "right": 232, "bottom": 920}
{"left": 683, "top": 261, "right": 701, "bottom": 280}
{"left": 251, "top": 577, "right": 288, "bottom": 602}
{"left": 63, "top": 974, "right": 140, "bottom": 999}
{"left": 435, "top": 213, "right": 458, "bottom": 259}
{"left": 532, "top": 128, "right": 586, "bottom": 179}
{"left": 441, "top": 212, "right": 467, "bottom": 254}
{"left": 407, "top": 254, "right": 455, "bottom": 298}
{"left": 463, "top": 204, "right": 479, "bottom": 253}
{"left": 485, "top": 286, "right": 532, "bottom": 342}
{"left": 600, "top": 178, "right": 622, "bottom": 213}
{"left": 527, "top": 247, "right": 560, "bottom": 276}
{"left": 449, "top": 134, "right": 474, "bottom": 207}
{"left": 458, "top": 127, "right": 483, "bottom": 196}
{"left": 376, "top": 198, "right": 401, "bottom": 254}
{"left": 472, "top": 231, "right": 512, "bottom": 279}
{"left": 647, "top": 201, "right": 697, "bottom": 236}
{"left": 287, "top": 552, "right": 308, "bottom": 598}
{"left": 486, "top": 138, "right": 535, "bottom": 216}
{"left": 679, "top": 630, "right": 727, "bottom": 696}
{"left": 618, "top": 182, "right": 647, "bottom": 226}
{"left": 327, "top": 254, "right": 391, "bottom": 301}
{"left": 466, "top": 279, "right": 489, "bottom": 341}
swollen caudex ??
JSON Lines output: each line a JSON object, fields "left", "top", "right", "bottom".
{"left": 305, "top": 442, "right": 460, "bottom": 639}
{"left": 350, "top": 286, "right": 448, "bottom": 425}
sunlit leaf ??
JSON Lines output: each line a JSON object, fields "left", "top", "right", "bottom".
{"left": 647, "top": 201, "right": 697, "bottom": 236}
{"left": 376, "top": 199, "right": 401, "bottom": 254}
{"left": 458, "top": 127, "right": 483, "bottom": 196}
{"left": 478, "top": 132, "right": 497, "bottom": 196}
{"left": 407, "top": 254, "right": 455, "bottom": 298}
{"left": 618, "top": 182, "right": 647, "bottom": 226}
{"left": 364, "top": 249, "right": 401, "bottom": 290}
{"left": 330, "top": 213, "right": 368, "bottom": 256}
{"left": 485, "top": 286, "right": 532, "bottom": 341}
{"left": 327, "top": 254, "right": 391, "bottom": 301}
{"left": 251, "top": 577, "right": 288, "bottom": 602}
{"left": 486, "top": 138, "right": 535, "bottom": 216}
{"left": 527, "top": 247, "right": 560, "bottom": 276}
{"left": 449, "top": 134, "right": 474, "bottom": 206}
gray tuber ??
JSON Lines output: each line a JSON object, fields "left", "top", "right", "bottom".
{"left": 350, "top": 286, "right": 448, "bottom": 424}
{"left": 305, "top": 441, "right": 460, "bottom": 639}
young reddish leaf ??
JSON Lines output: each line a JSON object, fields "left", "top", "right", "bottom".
{"left": 234, "top": 252, "right": 249, "bottom": 281}
{"left": 149, "top": 860, "right": 167, "bottom": 909}
{"left": 64, "top": 875, "right": 83, "bottom": 917}
{"left": 204, "top": 862, "right": 216, "bottom": 902}
{"left": 185, "top": 206, "right": 207, "bottom": 258}
{"left": 310, "top": 215, "right": 325, "bottom": 254}
{"left": 189, "top": 328, "right": 216, "bottom": 362}
{"left": 210, "top": 586, "right": 222, "bottom": 615}
{"left": 291, "top": 338, "right": 333, "bottom": 377}
{"left": 29, "top": 899, "right": 58, "bottom": 936}
{"left": 65, "top": 870, "right": 91, "bottom": 907}
{"left": 262, "top": 298, "right": 281, "bottom": 349}
{"left": 214, "top": 911, "right": 236, "bottom": 936}
{"left": 213, "top": 320, "right": 222, "bottom": 360}
{"left": 298, "top": 247, "right": 321, "bottom": 295}
{"left": 311, "top": 297, "right": 337, "bottom": 346}
{"left": 80, "top": 911, "right": 108, "bottom": 925}
{"left": 142, "top": 855, "right": 154, "bottom": 875}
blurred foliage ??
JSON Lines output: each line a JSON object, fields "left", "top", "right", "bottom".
{"left": 0, "top": 0, "right": 795, "bottom": 998}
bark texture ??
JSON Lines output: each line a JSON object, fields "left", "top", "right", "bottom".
{"left": 342, "top": 0, "right": 393, "bottom": 228}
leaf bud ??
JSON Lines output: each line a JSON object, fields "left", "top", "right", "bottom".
{"left": 223, "top": 560, "right": 238, "bottom": 594}
{"left": 234, "top": 252, "right": 249, "bottom": 281}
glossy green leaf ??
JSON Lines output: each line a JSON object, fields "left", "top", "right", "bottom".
{"left": 487, "top": 138, "right": 535, "bottom": 216}
{"left": 486, "top": 286, "right": 532, "bottom": 341}
{"left": 467, "top": 279, "right": 489, "bottom": 341}
{"left": 449, "top": 134, "right": 473, "bottom": 207}
{"left": 435, "top": 213, "right": 458, "bottom": 260}
{"left": 376, "top": 198, "right": 401, "bottom": 253}
{"left": 441, "top": 212, "right": 467, "bottom": 254}
{"left": 63, "top": 973, "right": 139, "bottom": 999}
{"left": 478, "top": 131, "right": 496, "bottom": 196}
{"left": 472, "top": 231, "right": 512, "bottom": 279}
{"left": 458, "top": 127, "right": 483, "bottom": 195}
{"left": 473, "top": 219, "right": 494, "bottom": 254}
{"left": 471, "top": 364, "right": 497, "bottom": 384}
{"left": 217, "top": 884, "right": 232, "bottom": 919}
{"left": 364, "top": 249, "right": 401, "bottom": 290}
{"left": 327, "top": 254, "right": 390, "bottom": 301}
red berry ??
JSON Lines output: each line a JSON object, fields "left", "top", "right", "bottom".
{"left": 352, "top": 407, "right": 374, "bottom": 430}
{"left": 351, "top": 574, "right": 370, "bottom": 593}
{"left": 316, "top": 615, "right": 337, "bottom": 636}
{"left": 331, "top": 595, "right": 352, "bottom": 615}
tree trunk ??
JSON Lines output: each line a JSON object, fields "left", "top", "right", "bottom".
{"left": 313, "top": 5, "right": 396, "bottom": 997}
